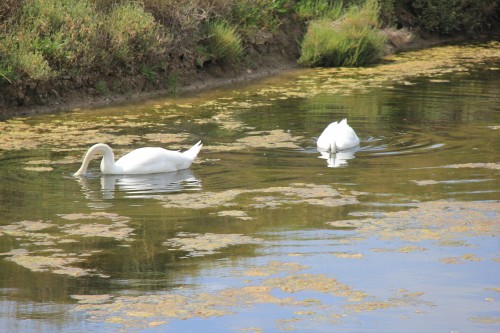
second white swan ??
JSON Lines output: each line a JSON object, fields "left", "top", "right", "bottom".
{"left": 317, "top": 119, "right": 359, "bottom": 152}
{"left": 74, "top": 141, "right": 202, "bottom": 176}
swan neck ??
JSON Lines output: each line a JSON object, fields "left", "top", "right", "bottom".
{"left": 74, "top": 144, "right": 115, "bottom": 176}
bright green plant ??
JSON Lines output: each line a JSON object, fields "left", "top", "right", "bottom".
{"left": 295, "top": 0, "right": 344, "bottom": 21}
{"left": 205, "top": 20, "right": 244, "bottom": 64}
{"left": 299, "top": 0, "right": 386, "bottom": 67}
{"left": 230, "top": 0, "right": 291, "bottom": 32}
{"left": 139, "top": 64, "right": 157, "bottom": 81}
{"left": 95, "top": 79, "right": 109, "bottom": 95}
{"left": 164, "top": 72, "right": 180, "bottom": 96}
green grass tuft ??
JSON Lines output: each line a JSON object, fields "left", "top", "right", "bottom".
{"left": 296, "top": 0, "right": 344, "bottom": 21}
{"left": 298, "top": 0, "right": 386, "bottom": 67}
{"left": 205, "top": 20, "right": 244, "bottom": 64}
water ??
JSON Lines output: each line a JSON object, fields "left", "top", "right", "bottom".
{"left": 0, "top": 42, "right": 499, "bottom": 333}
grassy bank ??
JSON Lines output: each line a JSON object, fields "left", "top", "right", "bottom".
{"left": 0, "top": 0, "right": 498, "bottom": 110}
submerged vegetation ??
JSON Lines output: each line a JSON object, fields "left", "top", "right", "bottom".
{"left": 0, "top": 0, "right": 498, "bottom": 109}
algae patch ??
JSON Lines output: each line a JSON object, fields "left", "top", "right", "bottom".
{"left": 163, "top": 232, "right": 263, "bottom": 257}
{"left": 71, "top": 266, "right": 429, "bottom": 331}
{"left": 241, "top": 261, "right": 308, "bottom": 277}
{"left": 206, "top": 129, "right": 304, "bottom": 152}
{"left": 443, "top": 163, "right": 500, "bottom": 170}
{"left": 160, "top": 183, "right": 358, "bottom": 210}
{"left": 217, "top": 210, "right": 253, "bottom": 220}
{"left": 327, "top": 201, "right": 499, "bottom": 245}
{"left": 0, "top": 212, "right": 135, "bottom": 277}
{"left": 59, "top": 212, "right": 135, "bottom": 241}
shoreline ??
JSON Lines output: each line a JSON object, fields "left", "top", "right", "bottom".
{"left": 1, "top": 30, "right": 498, "bottom": 121}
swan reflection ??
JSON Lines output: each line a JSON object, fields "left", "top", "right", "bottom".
{"left": 76, "top": 169, "right": 201, "bottom": 205}
{"left": 318, "top": 147, "right": 358, "bottom": 168}
{"left": 101, "top": 169, "right": 201, "bottom": 198}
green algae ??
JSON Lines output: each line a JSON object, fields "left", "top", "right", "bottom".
{"left": 217, "top": 210, "right": 253, "bottom": 220}
{"left": 0, "top": 213, "right": 134, "bottom": 277}
{"left": 241, "top": 262, "right": 308, "bottom": 277}
{"left": 71, "top": 265, "right": 429, "bottom": 331}
{"left": 163, "top": 232, "right": 263, "bottom": 257}
{"left": 160, "top": 183, "right": 358, "bottom": 210}
{"left": 58, "top": 212, "right": 134, "bottom": 241}
{"left": 264, "top": 273, "right": 367, "bottom": 301}
{"left": 443, "top": 163, "right": 500, "bottom": 170}
{"left": 327, "top": 201, "right": 499, "bottom": 246}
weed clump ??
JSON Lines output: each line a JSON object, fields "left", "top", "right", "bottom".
{"left": 204, "top": 20, "right": 244, "bottom": 64}
{"left": 298, "top": 0, "right": 386, "bottom": 67}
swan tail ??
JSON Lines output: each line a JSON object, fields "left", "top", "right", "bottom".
{"left": 183, "top": 141, "right": 203, "bottom": 160}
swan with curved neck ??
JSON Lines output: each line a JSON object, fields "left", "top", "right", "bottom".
{"left": 74, "top": 141, "right": 202, "bottom": 176}
{"left": 317, "top": 119, "right": 359, "bottom": 153}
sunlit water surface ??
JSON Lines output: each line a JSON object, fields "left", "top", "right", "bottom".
{"left": 1, "top": 42, "right": 499, "bottom": 333}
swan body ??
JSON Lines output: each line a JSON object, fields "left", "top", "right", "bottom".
{"left": 74, "top": 141, "right": 202, "bottom": 176}
{"left": 317, "top": 119, "right": 359, "bottom": 152}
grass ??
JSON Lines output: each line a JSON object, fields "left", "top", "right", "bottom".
{"left": 164, "top": 72, "right": 180, "bottom": 96}
{"left": 296, "top": 0, "right": 344, "bottom": 21}
{"left": 298, "top": 0, "right": 386, "bottom": 67}
{"left": 205, "top": 20, "right": 244, "bottom": 64}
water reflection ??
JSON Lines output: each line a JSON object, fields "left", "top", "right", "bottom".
{"left": 318, "top": 147, "right": 358, "bottom": 168}
{"left": 76, "top": 169, "right": 201, "bottom": 204}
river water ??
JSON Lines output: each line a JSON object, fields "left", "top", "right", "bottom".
{"left": 0, "top": 41, "right": 499, "bottom": 333}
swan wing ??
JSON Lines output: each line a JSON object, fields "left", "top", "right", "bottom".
{"left": 334, "top": 123, "right": 360, "bottom": 150}
{"left": 115, "top": 148, "right": 191, "bottom": 174}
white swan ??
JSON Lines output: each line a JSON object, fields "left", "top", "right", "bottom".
{"left": 317, "top": 118, "right": 360, "bottom": 152}
{"left": 74, "top": 141, "right": 202, "bottom": 176}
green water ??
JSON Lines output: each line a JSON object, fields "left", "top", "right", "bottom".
{"left": 0, "top": 42, "right": 499, "bottom": 332}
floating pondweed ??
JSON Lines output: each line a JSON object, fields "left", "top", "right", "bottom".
{"left": 328, "top": 201, "right": 499, "bottom": 259}
{"left": 0, "top": 212, "right": 135, "bottom": 277}
{"left": 71, "top": 266, "right": 429, "bottom": 331}
{"left": 163, "top": 232, "right": 263, "bottom": 257}
{"left": 160, "top": 183, "right": 358, "bottom": 210}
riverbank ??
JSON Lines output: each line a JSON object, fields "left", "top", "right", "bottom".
{"left": 3, "top": 30, "right": 496, "bottom": 121}
{"left": 1, "top": 0, "right": 498, "bottom": 120}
